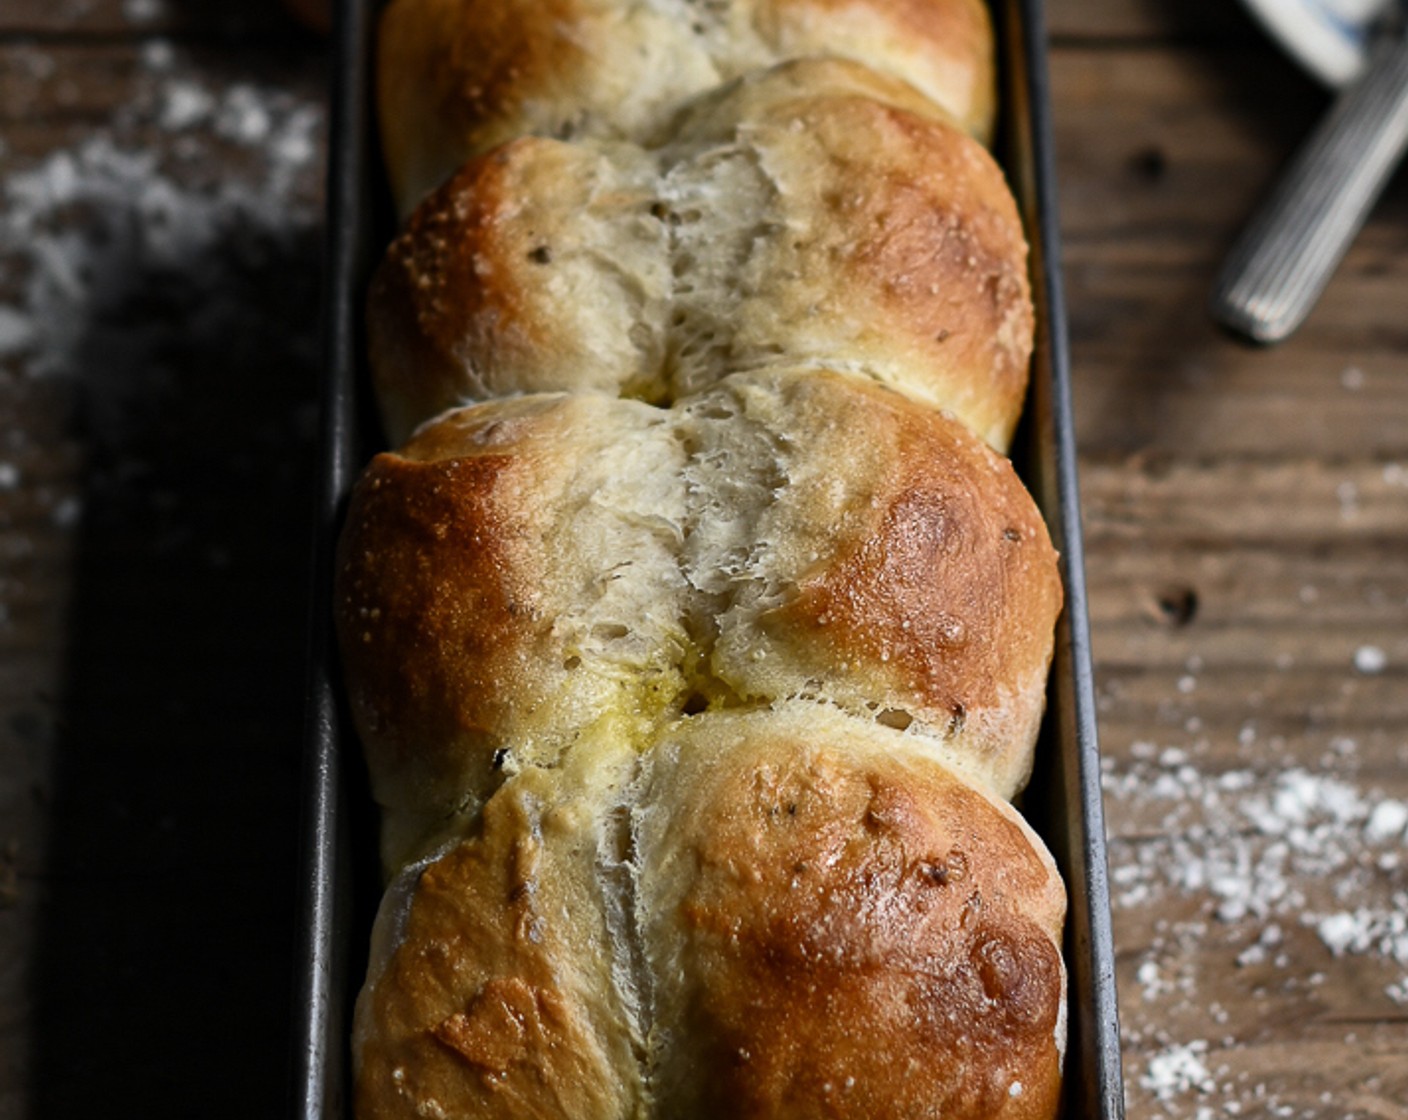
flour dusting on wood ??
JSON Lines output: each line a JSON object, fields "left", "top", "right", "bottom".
{"left": 1106, "top": 710, "right": 1408, "bottom": 1116}
{"left": 0, "top": 36, "right": 325, "bottom": 635}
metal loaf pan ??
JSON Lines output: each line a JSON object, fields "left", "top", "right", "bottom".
{"left": 291, "top": 1, "right": 1126, "bottom": 1115}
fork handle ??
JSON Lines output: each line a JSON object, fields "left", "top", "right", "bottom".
{"left": 1211, "top": 29, "right": 1408, "bottom": 344}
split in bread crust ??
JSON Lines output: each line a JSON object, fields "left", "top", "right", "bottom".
{"left": 370, "top": 59, "right": 1032, "bottom": 451}
{"left": 354, "top": 706, "right": 1066, "bottom": 1120}
{"left": 334, "top": 370, "right": 1061, "bottom": 871}
{"left": 377, "top": 0, "right": 996, "bottom": 215}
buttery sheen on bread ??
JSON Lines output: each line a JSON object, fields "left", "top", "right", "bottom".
{"left": 335, "top": 370, "right": 1061, "bottom": 871}
{"left": 347, "top": 1, "right": 1070, "bottom": 1116}
{"left": 354, "top": 706, "right": 1066, "bottom": 1120}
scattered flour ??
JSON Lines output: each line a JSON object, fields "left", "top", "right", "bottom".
{"left": 1106, "top": 726, "right": 1408, "bottom": 1115}
{"left": 1142, "top": 1041, "right": 1214, "bottom": 1102}
{"left": 1234, "top": 922, "right": 1283, "bottom": 967}
{"left": 1365, "top": 799, "right": 1408, "bottom": 842}
{"left": 122, "top": 0, "right": 166, "bottom": 23}
{"left": 141, "top": 39, "right": 176, "bottom": 73}
{"left": 1337, "top": 480, "right": 1359, "bottom": 519}
{"left": 0, "top": 307, "right": 37, "bottom": 356}
{"left": 0, "top": 62, "right": 323, "bottom": 387}
{"left": 159, "top": 80, "right": 217, "bottom": 131}
{"left": 49, "top": 496, "right": 82, "bottom": 531}
{"left": 1315, "top": 905, "right": 1408, "bottom": 964}
{"left": 0, "top": 39, "right": 325, "bottom": 596}
{"left": 1106, "top": 752, "right": 1406, "bottom": 928}
{"left": 1354, "top": 645, "right": 1388, "bottom": 674}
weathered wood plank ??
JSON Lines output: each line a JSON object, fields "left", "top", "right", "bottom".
{"left": 1060, "top": 34, "right": 1408, "bottom": 1094}
{"left": 1048, "top": 0, "right": 1262, "bottom": 42}
{"left": 1051, "top": 46, "right": 1408, "bottom": 464}
{"left": 0, "top": 0, "right": 301, "bottom": 38}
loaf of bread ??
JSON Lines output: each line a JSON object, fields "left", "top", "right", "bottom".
{"left": 341, "top": 1, "right": 1068, "bottom": 1116}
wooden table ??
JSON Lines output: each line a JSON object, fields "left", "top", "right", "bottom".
{"left": 1, "top": 1, "right": 1406, "bottom": 1116}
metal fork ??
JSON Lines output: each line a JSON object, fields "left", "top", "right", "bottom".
{"left": 1210, "top": 14, "right": 1408, "bottom": 344}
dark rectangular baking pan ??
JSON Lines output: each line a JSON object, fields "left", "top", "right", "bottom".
{"left": 290, "top": 0, "right": 1126, "bottom": 1115}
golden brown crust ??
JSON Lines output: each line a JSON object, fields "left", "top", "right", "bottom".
{"left": 353, "top": 752, "right": 645, "bottom": 1120}
{"left": 698, "top": 370, "right": 1061, "bottom": 798}
{"left": 361, "top": 1, "right": 1064, "bottom": 1114}
{"left": 818, "top": 98, "right": 1033, "bottom": 446}
{"left": 336, "top": 371, "right": 1060, "bottom": 869}
{"left": 704, "top": 82, "right": 1031, "bottom": 447}
{"left": 641, "top": 708, "right": 1066, "bottom": 1120}
{"left": 794, "top": 481, "right": 1047, "bottom": 715}
{"left": 377, "top": 0, "right": 592, "bottom": 214}
{"left": 333, "top": 395, "right": 693, "bottom": 866}
{"left": 369, "top": 60, "right": 1031, "bottom": 450}
{"left": 356, "top": 709, "right": 1066, "bottom": 1120}
{"left": 367, "top": 149, "right": 531, "bottom": 447}
{"left": 334, "top": 448, "right": 534, "bottom": 818}
{"left": 368, "top": 137, "right": 670, "bottom": 445}
{"left": 764, "top": 0, "right": 995, "bottom": 138}
{"left": 336, "top": 372, "right": 1059, "bottom": 860}
{"left": 376, "top": 0, "right": 995, "bottom": 215}
{"left": 770, "top": 379, "right": 1060, "bottom": 793}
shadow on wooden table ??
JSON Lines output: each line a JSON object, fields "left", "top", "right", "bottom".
{"left": 25, "top": 160, "right": 325, "bottom": 1117}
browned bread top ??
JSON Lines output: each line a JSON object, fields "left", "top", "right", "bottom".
{"left": 352, "top": 741, "right": 644, "bottom": 1120}
{"left": 369, "top": 59, "right": 1032, "bottom": 452}
{"left": 355, "top": 8, "right": 1067, "bottom": 1117}
{"left": 334, "top": 369, "right": 1061, "bottom": 871}
{"left": 377, "top": 0, "right": 995, "bottom": 215}
{"left": 353, "top": 706, "right": 1066, "bottom": 1120}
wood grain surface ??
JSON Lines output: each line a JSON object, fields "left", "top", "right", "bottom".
{"left": 1, "top": 1, "right": 1406, "bottom": 1118}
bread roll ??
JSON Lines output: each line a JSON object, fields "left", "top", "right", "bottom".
{"left": 335, "top": 370, "right": 1060, "bottom": 870}
{"left": 690, "top": 371, "right": 1061, "bottom": 802}
{"left": 352, "top": 735, "right": 644, "bottom": 1120}
{"left": 334, "top": 392, "right": 691, "bottom": 868}
{"left": 369, "top": 59, "right": 1032, "bottom": 451}
{"left": 352, "top": 4, "right": 1070, "bottom": 1116}
{"left": 377, "top": 0, "right": 996, "bottom": 215}
{"left": 353, "top": 705, "right": 1066, "bottom": 1120}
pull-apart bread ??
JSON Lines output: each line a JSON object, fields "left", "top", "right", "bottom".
{"left": 342, "top": 1, "right": 1069, "bottom": 1116}
{"left": 337, "top": 370, "right": 1061, "bottom": 871}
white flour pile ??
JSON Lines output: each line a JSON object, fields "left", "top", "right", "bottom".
{"left": 1105, "top": 722, "right": 1408, "bottom": 1117}
{"left": 1108, "top": 745, "right": 1408, "bottom": 940}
